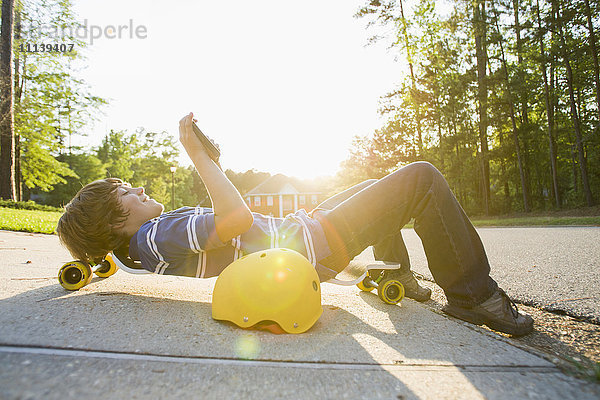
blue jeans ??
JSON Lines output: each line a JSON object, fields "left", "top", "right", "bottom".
{"left": 313, "top": 162, "right": 498, "bottom": 307}
{"left": 313, "top": 179, "right": 412, "bottom": 271}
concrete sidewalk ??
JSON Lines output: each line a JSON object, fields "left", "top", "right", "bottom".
{"left": 0, "top": 230, "right": 598, "bottom": 399}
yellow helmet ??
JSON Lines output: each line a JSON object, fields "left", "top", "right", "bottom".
{"left": 212, "top": 248, "right": 322, "bottom": 334}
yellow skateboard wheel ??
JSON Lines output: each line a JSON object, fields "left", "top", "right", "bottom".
{"left": 378, "top": 278, "right": 404, "bottom": 305}
{"left": 58, "top": 261, "right": 92, "bottom": 291}
{"left": 94, "top": 254, "right": 118, "bottom": 278}
{"left": 357, "top": 278, "right": 375, "bottom": 292}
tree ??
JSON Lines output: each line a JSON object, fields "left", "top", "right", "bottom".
{"left": 536, "top": 0, "right": 561, "bottom": 207}
{"left": 13, "top": 0, "right": 106, "bottom": 199}
{"left": 490, "top": 0, "right": 531, "bottom": 211}
{"left": 554, "top": 0, "right": 594, "bottom": 206}
{"left": 97, "top": 130, "right": 140, "bottom": 182}
{"left": 398, "top": 0, "right": 424, "bottom": 156}
{"left": 0, "top": 0, "right": 16, "bottom": 200}
{"left": 474, "top": 0, "right": 491, "bottom": 214}
{"left": 44, "top": 152, "right": 106, "bottom": 206}
{"left": 581, "top": 0, "right": 600, "bottom": 129}
{"left": 348, "top": 0, "right": 597, "bottom": 213}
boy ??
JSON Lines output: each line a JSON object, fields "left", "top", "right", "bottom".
{"left": 57, "top": 112, "right": 534, "bottom": 336}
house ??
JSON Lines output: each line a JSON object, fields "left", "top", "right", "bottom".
{"left": 245, "top": 174, "right": 321, "bottom": 217}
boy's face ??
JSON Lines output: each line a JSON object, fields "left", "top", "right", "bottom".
{"left": 116, "top": 183, "right": 164, "bottom": 236}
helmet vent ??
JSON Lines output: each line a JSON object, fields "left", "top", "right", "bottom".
{"left": 260, "top": 253, "right": 266, "bottom": 258}
{"left": 312, "top": 281, "right": 318, "bottom": 291}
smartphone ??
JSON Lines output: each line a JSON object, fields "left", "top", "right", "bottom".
{"left": 191, "top": 122, "right": 221, "bottom": 162}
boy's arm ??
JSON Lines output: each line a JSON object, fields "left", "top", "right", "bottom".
{"left": 179, "top": 112, "right": 253, "bottom": 243}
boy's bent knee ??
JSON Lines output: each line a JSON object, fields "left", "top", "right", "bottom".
{"left": 414, "top": 161, "right": 439, "bottom": 172}
{"left": 402, "top": 161, "right": 442, "bottom": 178}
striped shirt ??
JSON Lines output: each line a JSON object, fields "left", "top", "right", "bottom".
{"left": 128, "top": 207, "right": 336, "bottom": 281}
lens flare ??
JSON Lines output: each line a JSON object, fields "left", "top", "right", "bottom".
{"left": 275, "top": 270, "right": 287, "bottom": 282}
{"left": 234, "top": 334, "right": 260, "bottom": 359}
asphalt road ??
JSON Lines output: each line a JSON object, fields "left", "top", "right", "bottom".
{"left": 395, "top": 226, "right": 600, "bottom": 323}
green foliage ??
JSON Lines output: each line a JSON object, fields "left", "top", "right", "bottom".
{"left": 43, "top": 152, "right": 106, "bottom": 207}
{"left": 348, "top": 0, "right": 600, "bottom": 215}
{"left": 0, "top": 199, "right": 62, "bottom": 212}
{"left": 13, "top": 0, "right": 106, "bottom": 194}
{"left": 97, "top": 130, "right": 140, "bottom": 182}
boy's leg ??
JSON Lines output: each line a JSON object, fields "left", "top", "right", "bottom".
{"left": 314, "top": 161, "right": 496, "bottom": 305}
{"left": 314, "top": 162, "right": 532, "bottom": 335}
{"left": 312, "top": 179, "right": 378, "bottom": 211}
{"left": 315, "top": 179, "right": 413, "bottom": 267}
{"left": 314, "top": 180, "right": 430, "bottom": 301}
{"left": 315, "top": 180, "right": 412, "bottom": 266}
{"left": 372, "top": 233, "right": 432, "bottom": 301}
{"left": 372, "top": 232, "right": 410, "bottom": 267}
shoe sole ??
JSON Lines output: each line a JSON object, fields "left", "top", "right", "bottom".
{"left": 404, "top": 289, "right": 432, "bottom": 302}
{"left": 442, "top": 304, "right": 533, "bottom": 337}
{"left": 393, "top": 272, "right": 432, "bottom": 302}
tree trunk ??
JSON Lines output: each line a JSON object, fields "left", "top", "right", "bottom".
{"left": 13, "top": 8, "right": 21, "bottom": 201}
{"left": 0, "top": 0, "right": 16, "bottom": 200}
{"left": 399, "top": 0, "right": 424, "bottom": 157}
{"left": 513, "top": 0, "right": 534, "bottom": 209}
{"left": 536, "top": 0, "right": 561, "bottom": 208}
{"left": 513, "top": 0, "right": 529, "bottom": 126}
{"left": 556, "top": 0, "right": 594, "bottom": 206}
{"left": 474, "top": 0, "right": 490, "bottom": 215}
{"left": 497, "top": 119, "right": 511, "bottom": 213}
{"left": 491, "top": 0, "right": 530, "bottom": 212}
{"left": 582, "top": 0, "right": 600, "bottom": 128}
{"left": 434, "top": 87, "right": 444, "bottom": 170}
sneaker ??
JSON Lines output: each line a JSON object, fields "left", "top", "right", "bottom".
{"left": 389, "top": 269, "right": 432, "bottom": 302}
{"left": 442, "top": 289, "right": 534, "bottom": 336}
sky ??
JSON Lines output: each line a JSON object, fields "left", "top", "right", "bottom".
{"left": 69, "top": 0, "right": 404, "bottom": 179}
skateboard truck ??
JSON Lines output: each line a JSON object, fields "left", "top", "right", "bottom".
{"left": 328, "top": 263, "right": 405, "bottom": 305}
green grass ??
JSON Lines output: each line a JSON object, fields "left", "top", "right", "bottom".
{"left": 470, "top": 215, "right": 600, "bottom": 227}
{"left": 392, "top": 215, "right": 600, "bottom": 229}
{"left": 0, "top": 207, "right": 62, "bottom": 234}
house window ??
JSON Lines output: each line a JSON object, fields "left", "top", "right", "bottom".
{"left": 299, "top": 195, "right": 305, "bottom": 205}
{"left": 267, "top": 196, "right": 273, "bottom": 206}
{"left": 254, "top": 196, "right": 261, "bottom": 206}
{"left": 311, "top": 195, "right": 318, "bottom": 204}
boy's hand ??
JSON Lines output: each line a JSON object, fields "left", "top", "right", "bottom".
{"left": 179, "top": 112, "right": 215, "bottom": 161}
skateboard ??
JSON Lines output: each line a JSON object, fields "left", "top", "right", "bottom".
{"left": 328, "top": 264, "right": 405, "bottom": 305}
{"left": 58, "top": 250, "right": 151, "bottom": 291}
{"left": 58, "top": 253, "right": 119, "bottom": 291}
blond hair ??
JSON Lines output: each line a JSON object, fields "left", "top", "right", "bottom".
{"left": 56, "top": 178, "right": 130, "bottom": 264}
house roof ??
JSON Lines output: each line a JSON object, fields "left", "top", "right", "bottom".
{"left": 246, "top": 174, "right": 321, "bottom": 195}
